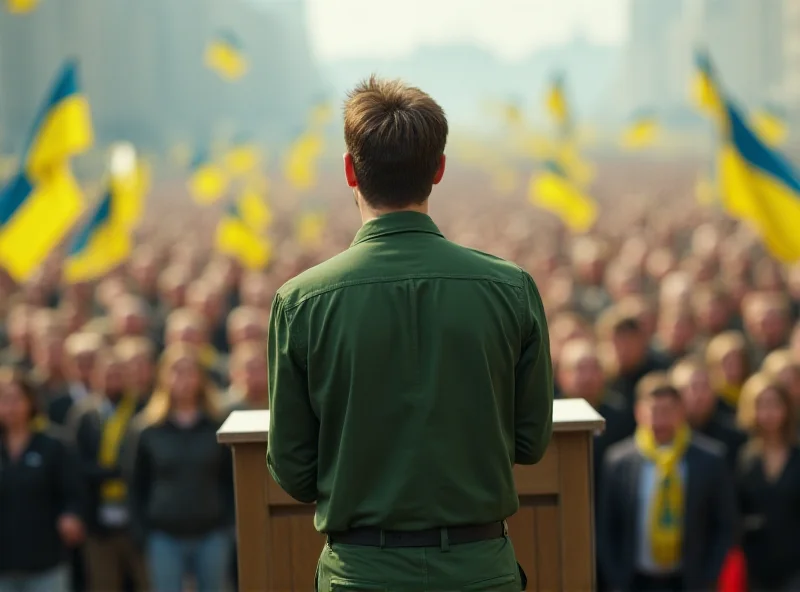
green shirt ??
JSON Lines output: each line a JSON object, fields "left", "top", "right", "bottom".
{"left": 267, "top": 211, "right": 553, "bottom": 532}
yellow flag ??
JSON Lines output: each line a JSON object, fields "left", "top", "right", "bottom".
{"left": 528, "top": 162, "right": 597, "bottom": 233}
{"left": 224, "top": 143, "right": 261, "bottom": 177}
{"left": 284, "top": 132, "right": 324, "bottom": 191}
{"left": 7, "top": 0, "right": 38, "bottom": 14}
{"left": 205, "top": 32, "right": 248, "bottom": 81}
{"left": 237, "top": 187, "right": 272, "bottom": 233}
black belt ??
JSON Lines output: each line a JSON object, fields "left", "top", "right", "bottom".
{"left": 326, "top": 521, "right": 506, "bottom": 548}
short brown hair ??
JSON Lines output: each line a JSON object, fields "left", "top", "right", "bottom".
{"left": 344, "top": 75, "right": 448, "bottom": 208}
{"left": 636, "top": 371, "right": 681, "bottom": 403}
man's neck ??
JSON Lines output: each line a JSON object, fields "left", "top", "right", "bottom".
{"left": 358, "top": 200, "right": 429, "bottom": 225}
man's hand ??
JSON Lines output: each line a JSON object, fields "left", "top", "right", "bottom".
{"left": 57, "top": 513, "right": 86, "bottom": 547}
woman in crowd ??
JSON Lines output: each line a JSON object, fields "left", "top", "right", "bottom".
{"left": 706, "top": 330, "right": 750, "bottom": 419}
{"left": 736, "top": 373, "right": 800, "bottom": 591}
{"left": 0, "top": 368, "right": 86, "bottom": 592}
{"left": 127, "top": 344, "right": 233, "bottom": 592}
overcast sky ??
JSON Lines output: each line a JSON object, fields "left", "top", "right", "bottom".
{"left": 302, "top": 0, "right": 630, "bottom": 61}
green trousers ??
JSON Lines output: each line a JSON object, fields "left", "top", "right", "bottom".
{"left": 315, "top": 535, "right": 522, "bottom": 591}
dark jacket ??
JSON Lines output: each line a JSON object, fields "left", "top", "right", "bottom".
{"left": 696, "top": 405, "right": 747, "bottom": 473}
{"left": 736, "top": 445, "right": 800, "bottom": 591}
{"left": 594, "top": 391, "right": 636, "bottom": 498}
{"left": 0, "top": 430, "right": 87, "bottom": 574}
{"left": 127, "top": 414, "right": 233, "bottom": 544}
{"left": 71, "top": 395, "right": 144, "bottom": 534}
{"left": 597, "top": 434, "right": 736, "bottom": 592}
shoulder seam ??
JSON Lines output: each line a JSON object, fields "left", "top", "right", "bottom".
{"left": 283, "top": 273, "right": 524, "bottom": 311}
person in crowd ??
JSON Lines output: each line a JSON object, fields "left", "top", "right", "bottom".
{"left": 653, "top": 306, "right": 698, "bottom": 366}
{"left": 0, "top": 368, "right": 87, "bottom": 592}
{"left": 598, "top": 307, "right": 671, "bottom": 409}
{"left": 670, "top": 358, "right": 747, "bottom": 471}
{"left": 49, "top": 332, "right": 104, "bottom": 426}
{"left": 128, "top": 246, "right": 162, "bottom": 309}
{"left": 185, "top": 281, "right": 230, "bottom": 355}
{"left": 226, "top": 306, "right": 267, "bottom": 351}
{"left": 224, "top": 342, "right": 269, "bottom": 414}
{"left": 735, "top": 373, "right": 800, "bottom": 591}
{"left": 109, "top": 296, "right": 161, "bottom": 351}
{"left": 790, "top": 321, "right": 800, "bottom": 363}
{"left": 0, "top": 302, "right": 34, "bottom": 371}
{"left": 156, "top": 267, "right": 191, "bottom": 320}
{"left": 28, "top": 314, "right": 70, "bottom": 421}
{"left": 127, "top": 343, "right": 233, "bottom": 592}
{"left": 71, "top": 350, "right": 148, "bottom": 592}
{"left": 761, "top": 349, "right": 800, "bottom": 419}
{"left": 238, "top": 271, "right": 273, "bottom": 311}
{"left": 743, "top": 292, "right": 792, "bottom": 369}
{"left": 557, "top": 339, "right": 634, "bottom": 492}
{"left": 114, "top": 337, "right": 157, "bottom": 405}
{"left": 597, "top": 373, "right": 735, "bottom": 592}
{"left": 706, "top": 331, "right": 751, "bottom": 419}
{"left": 692, "top": 283, "right": 738, "bottom": 343}
{"left": 163, "top": 308, "right": 228, "bottom": 388}
{"left": 570, "top": 237, "right": 612, "bottom": 322}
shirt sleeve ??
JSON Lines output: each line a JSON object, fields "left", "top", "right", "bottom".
{"left": 267, "top": 294, "right": 319, "bottom": 503}
{"left": 513, "top": 271, "right": 554, "bottom": 465}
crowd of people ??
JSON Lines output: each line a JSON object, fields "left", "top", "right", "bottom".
{"left": 0, "top": 161, "right": 799, "bottom": 592}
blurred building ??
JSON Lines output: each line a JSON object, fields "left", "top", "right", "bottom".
{"left": 783, "top": 0, "right": 800, "bottom": 112}
{"left": 619, "top": 0, "right": 787, "bottom": 121}
{"left": 0, "top": 0, "right": 323, "bottom": 154}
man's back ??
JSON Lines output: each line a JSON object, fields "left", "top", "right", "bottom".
{"left": 268, "top": 211, "right": 553, "bottom": 532}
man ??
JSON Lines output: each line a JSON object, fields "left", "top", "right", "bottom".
{"left": 224, "top": 342, "right": 268, "bottom": 414}
{"left": 598, "top": 307, "right": 670, "bottom": 409}
{"left": 597, "top": 373, "right": 735, "bottom": 592}
{"left": 743, "top": 292, "right": 792, "bottom": 368}
{"left": 557, "top": 339, "right": 634, "bottom": 495}
{"left": 268, "top": 76, "right": 553, "bottom": 592}
{"left": 670, "top": 358, "right": 746, "bottom": 471}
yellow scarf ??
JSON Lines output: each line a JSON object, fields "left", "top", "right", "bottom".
{"left": 98, "top": 395, "right": 137, "bottom": 502}
{"left": 716, "top": 382, "right": 741, "bottom": 409}
{"left": 30, "top": 415, "right": 49, "bottom": 432}
{"left": 635, "top": 423, "right": 691, "bottom": 568}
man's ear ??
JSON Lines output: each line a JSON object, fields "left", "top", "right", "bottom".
{"left": 432, "top": 154, "right": 446, "bottom": 185}
{"left": 344, "top": 153, "right": 358, "bottom": 188}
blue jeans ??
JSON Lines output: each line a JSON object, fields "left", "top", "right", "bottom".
{"left": 146, "top": 530, "right": 231, "bottom": 592}
{"left": 0, "top": 565, "right": 69, "bottom": 592}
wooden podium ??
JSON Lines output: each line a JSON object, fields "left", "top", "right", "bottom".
{"left": 218, "top": 398, "right": 604, "bottom": 592}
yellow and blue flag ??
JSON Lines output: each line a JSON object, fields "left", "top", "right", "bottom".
{"left": 187, "top": 149, "right": 228, "bottom": 205}
{"left": 621, "top": 110, "right": 660, "bottom": 149}
{"left": 22, "top": 60, "right": 93, "bottom": 181}
{"left": 0, "top": 165, "right": 84, "bottom": 281}
{"left": 691, "top": 51, "right": 724, "bottom": 118}
{"left": 224, "top": 135, "right": 262, "bottom": 177}
{"left": 215, "top": 201, "right": 271, "bottom": 269}
{"left": 751, "top": 104, "right": 788, "bottom": 148}
{"left": 717, "top": 101, "right": 800, "bottom": 261}
{"left": 284, "top": 132, "right": 324, "bottom": 191}
{"left": 6, "top": 0, "right": 37, "bottom": 14}
{"left": 528, "top": 161, "right": 597, "bottom": 233}
{"left": 64, "top": 187, "right": 131, "bottom": 283}
{"left": 545, "top": 73, "right": 571, "bottom": 135}
{"left": 236, "top": 187, "right": 272, "bottom": 233}
{"left": 205, "top": 31, "right": 248, "bottom": 81}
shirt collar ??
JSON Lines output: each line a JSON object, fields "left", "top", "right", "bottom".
{"left": 351, "top": 211, "right": 444, "bottom": 247}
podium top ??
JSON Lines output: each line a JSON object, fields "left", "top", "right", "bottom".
{"left": 217, "top": 397, "right": 605, "bottom": 445}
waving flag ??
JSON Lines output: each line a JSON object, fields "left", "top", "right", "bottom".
{"left": 205, "top": 31, "right": 248, "bottom": 81}
{"left": 224, "top": 136, "right": 261, "bottom": 177}
{"left": 621, "top": 110, "right": 660, "bottom": 149}
{"left": 64, "top": 187, "right": 131, "bottom": 283}
{"left": 296, "top": 211, "right": 326, "bottom": 248}
{"left": 22, "top": 60, "right": 93, "bottom": 181}
{"left": 751, "top": 104, "right": 787, "bottom": 147}
{"left": 528, "top": 161, "right": 597, "bottom": 233}
{"left": 545, "top": 73, "right": 570, "bottom": 135}
{"left": 215, "top": 201, "right": 271, "bottom": 269}
{"left": 284, "top": 132, "right": 324, "bottom": 191}
{"left": 0, "top": 60, "right": 93, "bottom": 281}
{"left": 188, "top": 150, "right": 228, "bottom": 205}
{"left": 237, "top": 187, "right": 272, "bottom": 233}
{"left": 695, "top": 51, "right": 800, "bottom": 262}
{"left": 6, "top": 0, "right": 38, "bottom": 13}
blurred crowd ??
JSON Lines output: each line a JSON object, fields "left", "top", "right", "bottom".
{"left": 0, "top": 163, "right": 799, "bottom": 591}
